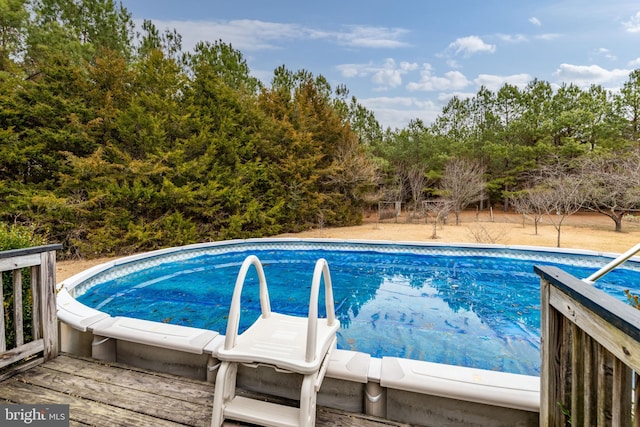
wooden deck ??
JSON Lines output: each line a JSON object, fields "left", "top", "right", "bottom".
{"left": 0, "top": 354, "right": 409, "bottom": 427}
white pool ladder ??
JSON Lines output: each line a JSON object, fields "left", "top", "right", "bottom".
{"left": 211, "top": 255, "right": 340, "bottom": 427}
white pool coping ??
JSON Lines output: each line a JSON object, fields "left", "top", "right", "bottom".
{"left": 57, "top": 238, "right": 636, "bottom": 412}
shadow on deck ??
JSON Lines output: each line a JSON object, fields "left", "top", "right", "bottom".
{"left": 0, "top": 354, "right": 410, "bottom": 427}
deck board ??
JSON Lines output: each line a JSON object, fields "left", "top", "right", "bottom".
{"left": 0, "top": 354, "right": 409, "bottom": 427}
{"left": 0, "top": 379, "right": 184, "bottom": 426}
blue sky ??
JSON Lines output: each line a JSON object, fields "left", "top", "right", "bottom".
{"left": 120, "top": 1, "right": 640, "bottom": 130}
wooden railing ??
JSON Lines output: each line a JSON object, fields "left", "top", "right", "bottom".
{"left": 0, "top": 244, "right": 62, "bottom": 380}
{"left": 536, "top": 265, "right": 640, "bottom": 427}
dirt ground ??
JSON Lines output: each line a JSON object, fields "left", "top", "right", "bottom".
{"left": 56, "top": 210, "right": 640, "bottom": 283}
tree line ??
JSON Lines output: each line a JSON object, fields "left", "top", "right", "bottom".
{"left": 370, "top": 75, "right": 640, "bottom": 242}
{"left": 1, "top": 0, "right": 639, "bottom": 257}
{"left": 0, "top": 0, "right": 378, "bottom": 257}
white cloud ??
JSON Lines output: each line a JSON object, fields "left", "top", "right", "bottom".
{"left": 594, "top": 48, "right": 616, "bottom": 61}
{"left": 535, "top": 33, "right": 561, "bottom": 41}
{"left": 448, "top": 36, "right": 496, "bottom": 57}
{"left": 473, "top": 73, "right": 532, "bottom": 91}
{"left": 629, "top": 58, "right": 640, "bottom": 67}
{"left": 327, "top": 25, "right": 410, "bottom": 48}
{"left": 337, "top": 59, "right": 418, "bottom": 90}
{"left": 372, "top": 60, "right": 406, "bottom": 88}
{"left": 437, "top": 91, "right": 476, "bottom": 102}
{"left": 406, "top": 64, "right": 470, "bottom": 92}
{"left": 140, "top": 19, "right": 409, "bottom": 53}
{"left": 497, "top": 34, "right": 528, "bottom": 43}
{"left": 336, "top": 63, "right": 369, "bottom": 78}
{"left": 446, "top": 59, "right": 460, "bottom": 69}
{"left": 139, "top": 19, "right": 304, "bottom": 51}
{"left": 553, "top": 64, "right": 631, "bottom": 86}
{"left": 623, "top": 11, "right": 640, "bottom": 33}
{"left": 360, "top": 96, "right": 441, "bottom": 130}
{"left": 529, "top": 17, "right": 542, "bottom": 27}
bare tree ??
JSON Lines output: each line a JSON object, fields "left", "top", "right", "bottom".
{"left": 387, "top": 163, "right": 408, "bottom": 206}
{"left": 423, "top": 199, "right": 452, "bottom": 239}
{"left": 407, "top": 164, "right": 428, "bottom": 219}
{"left": 466, "top": 223, "right": 507, "bottom": 244}
{"left": 511, "top": 188, "right": 548, "bottom": 235}
{"left": 439, "top": 158, "right": 486, "bottom": 225}
{"left": 581, "top": 150, "right": 640, "bottom": 232}
{"left": 532, "top": 163, "right": 586, "bottom": 247}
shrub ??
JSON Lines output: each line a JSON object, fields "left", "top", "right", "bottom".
{"left": 0, "top": 223, "right": 47, "bottom": 251}
{"left": 1, "top": 223, "right": 48, "bottom": 349}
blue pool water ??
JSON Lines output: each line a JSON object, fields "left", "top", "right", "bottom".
{"left": 74, "top": 244, "right": 640, "bottom": 376}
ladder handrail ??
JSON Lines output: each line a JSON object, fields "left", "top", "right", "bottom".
{"left": 306, "top": 258, "right": 337, "bottom": 363}
{"left": 224, "top": 255, "right": 338, "bottom": 364}
{"left": 224, "top": 255, "right": 271, "bottom": 350}
{"left": 582, "top": 242, "right": 640, "bottom": 284}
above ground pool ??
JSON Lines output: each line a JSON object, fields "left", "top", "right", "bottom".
{"left": 67, "top": 239, "right": 640, "bottom": 376}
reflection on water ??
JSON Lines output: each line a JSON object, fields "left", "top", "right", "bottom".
{"left": 338, "top": 274, "right": 539, "bottom": 374}
{"left": 75, "top": 247, "right": 640, "bottom": 376}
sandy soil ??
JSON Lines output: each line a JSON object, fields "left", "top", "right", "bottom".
{"left": 56, "top": 210, "right": 640, "bottom": 283}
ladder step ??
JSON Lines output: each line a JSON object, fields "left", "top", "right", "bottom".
{"left": 225, "top": 396, "right": 300, "bottom": 427}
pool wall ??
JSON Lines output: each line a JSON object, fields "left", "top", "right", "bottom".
{"left": 58, "top": 237, "right": 626, "bottom": 426}
{"left": 59, "top": 322, "right": 539, "bottom": 426}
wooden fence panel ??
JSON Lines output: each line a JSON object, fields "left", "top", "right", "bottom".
{"left": 536, "top": 265, "right": 640, "bottom": 427}
{"left": 0, "top": 244, "right": 62, "bottom": 378}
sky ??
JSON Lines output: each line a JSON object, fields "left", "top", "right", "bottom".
{"left": 120, "top": 0, "right": 640, "bottom": 130}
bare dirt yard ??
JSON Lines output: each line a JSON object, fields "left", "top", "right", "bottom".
{"left": 56, "top": 210, "right": 640, "bottom": 283}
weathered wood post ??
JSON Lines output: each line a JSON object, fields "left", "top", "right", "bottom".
{"left": 41, "top": 248, "right": 59, "bottom": 361}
